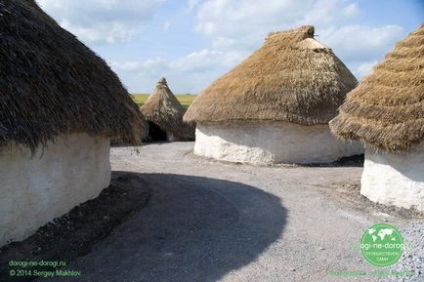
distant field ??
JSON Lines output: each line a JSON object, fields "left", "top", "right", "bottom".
{"left": 131, "top": 94, "right": 196, "bottom": 109}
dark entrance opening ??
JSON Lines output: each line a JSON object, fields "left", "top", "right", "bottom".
{"left": 147, "top": 121, "right": 167, "bottom": 141}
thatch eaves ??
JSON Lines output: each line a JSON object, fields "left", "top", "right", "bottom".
{"left": 141, "top": 78, "right": 194, "bottom": 141}
{"left": 0, "top": 0, "right": 146, "bottom": 151}
{"left": 330, "top": 23, "right": 424, "bottom": 152}
{"left": 183, "top": 25, "right": 357, "bottom": 125}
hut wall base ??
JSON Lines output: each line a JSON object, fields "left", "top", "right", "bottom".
{"left": 194, "top": 122, "right": 363, "bottom": 165}
{"left": 0, "top": 133, "right": 111, "bottom": 247}
{"left": 361, "top": 147, "right": 424, "bottom": 212}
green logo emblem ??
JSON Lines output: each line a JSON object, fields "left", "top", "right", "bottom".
{"left": 360, "top": 223, "right": 404, "bottom": 267}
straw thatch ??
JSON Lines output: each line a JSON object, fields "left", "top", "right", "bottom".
{"left": 184, "top": 25, "right": 357, "bottom": 125}
{"left": 330, "top": 23, "right": 424, "bottom": 152}
{"left": 141, "top": 78, "right": 194, "bottom": 141}
{"left": 0, "top": 0, "right": 146, "bottom": 152}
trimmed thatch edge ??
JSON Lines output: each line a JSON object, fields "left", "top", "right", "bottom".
{"left": 329, "top": 23, "right": 424, "bottom": 153}
{"left": 0, "top": 0, "right": 147, "bottom": 151}
{"left": 183, "top": 25, "right": 357, "bottom": 125}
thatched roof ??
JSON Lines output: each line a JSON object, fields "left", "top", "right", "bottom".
{"left": 0, "top": 0, "right": 146, "bottom": 151}
{"left": 184, "top": 25, "right": 357, "bottom": 125}
{"left": 330, "top": 23, "right": 424, "bottom": 152}
{"left": 141, "top": 78, "right": 194, "bottom": 141}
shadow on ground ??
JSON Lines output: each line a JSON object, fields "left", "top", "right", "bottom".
{"left": 300, "top": 154, "right": 364, "bottom": 168}
{"left": 0, "top": 173, "right": 151, "bottom": 282}
{"left": 50, "top": 172, "right": 287, "bottom": 282}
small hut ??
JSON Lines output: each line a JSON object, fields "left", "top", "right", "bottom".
{"left": 184, "top": 25, "right": 363, "bottom": 164}
{"left": 141, "top": 77, "right": 194, "bottom": 142}
{"left": 330, "top": 23, "right": 424, "bottom": 212}
{"left": 0, "top": 0, "right": 146, "bottom": 246}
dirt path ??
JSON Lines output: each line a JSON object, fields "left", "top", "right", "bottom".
{"left": 43, "top": 142, "right": 414, "bottom": 282}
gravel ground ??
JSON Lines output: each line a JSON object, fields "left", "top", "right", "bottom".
{"left": 3, "top": 142, "right": 422, "bottom": 282}
{"left": 66, "top": 142, "right": 420, "bottom": 282}
{"left": 380, "top": 221, "right": 424, "bottom": 282}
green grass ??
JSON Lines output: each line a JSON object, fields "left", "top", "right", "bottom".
{"left": 131, "top": 94, "right": 196, "bottom": 109}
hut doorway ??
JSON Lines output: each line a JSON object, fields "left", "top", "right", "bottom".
{"left": 148, "top": 121, "right": 167, "bottom": 141}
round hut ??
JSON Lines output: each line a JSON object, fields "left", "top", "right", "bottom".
{"left": 141, "top": 77, "right": 194, "bottom": 142}
{"left": 0, "top": 0, "right": 146, "bottom": 246}
{"left": 330, "top": 23, "right": 424, "bottom": 212}
{"left": 184, "top": 25, "right": 363, "bottom": 165}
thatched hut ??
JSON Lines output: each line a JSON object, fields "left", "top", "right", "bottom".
{"left": 330, "top": 23, "right": 424, "bottom": 212}
{"left": 184, "top": 25, "right": 363, "bottom": 164}
{"left": 0, "top": 0, "right": 146, "bottom": 246}
{"left": 141, "top": 77, "right": 194, "bottom": 142}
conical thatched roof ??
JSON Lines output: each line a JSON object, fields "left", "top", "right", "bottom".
{"left": 184, "top": 25, "right": 357, "bottom": 125}
{"left": 0, "top": 0, "right": 146, "bottom": 151}
{"left": 330, "top": 23, "right": 424, "bottom": 152}
{"left": 141, "top": 78, "right": 194, "bottom": 141}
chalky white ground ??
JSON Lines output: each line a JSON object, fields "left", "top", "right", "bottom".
{"left": 42, "top": 142, "right": 421, "bottom": 282}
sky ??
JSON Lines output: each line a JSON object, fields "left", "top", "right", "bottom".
{"left": 37, "top": 0, "right": 423, "bottom": 94}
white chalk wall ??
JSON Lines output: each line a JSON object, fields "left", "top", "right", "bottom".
{"left": 194, "top": 122, "right": 363, "bottom": 164}
{"left": 361, "top": 145, "right": 424, "bottom": 212}
{"left": 0, "top": 133, "right": 111, "bottom": 247}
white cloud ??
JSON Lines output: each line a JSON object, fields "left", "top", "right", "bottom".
{"left": 195, "top": 0, "right": 305, "bottom": 50}
{"left": 38, "top": 0, "right": 414, "bottom": 93}
{"left": 170, "top": 49, "right": 245, "bottom": 72}
{"left": 185, "top": 0, "right": 202, "bottom": 12}
{"left": 355, "top": 60, "right": 378, "bottom": 78}
{"left": 60, "top": 19, "right": 139, "bottom": 44}
{"left": 163, "top": 21, "right": 171, "bottom": 32}
{"left": 190, "top": 0, "right": 407, "bottom": 86}
{"left": 323, "top": 25, "right": 404, "bottom": 61}
{"left": 111, "top": 57, "right": 168, "bottom": 73}
{"left": 38, "top": 0, "right": 164, "bottom": 44}
{"left": 300, "top": 0, "right": 359, "bottom": 27}
{"left": 110, "top": 49, "right": 247, "bottom": 93}
{"left": 194, "top": 0, "right": 361, "bottom": 51}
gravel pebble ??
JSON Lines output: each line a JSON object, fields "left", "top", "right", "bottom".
{"left": 380, "top": 220, "right": 424, "bottom": 282}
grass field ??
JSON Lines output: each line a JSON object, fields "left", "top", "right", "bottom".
{"left": 131, "top": 94, "right": 196, "bottom": 109}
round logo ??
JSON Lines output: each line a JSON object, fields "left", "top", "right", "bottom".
{"left": 360, "top": 223, "right": 404, "bottom": 267}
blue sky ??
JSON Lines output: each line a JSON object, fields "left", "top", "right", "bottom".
{"left": 38, "top": 0, "right": 423, "bottom": 94}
